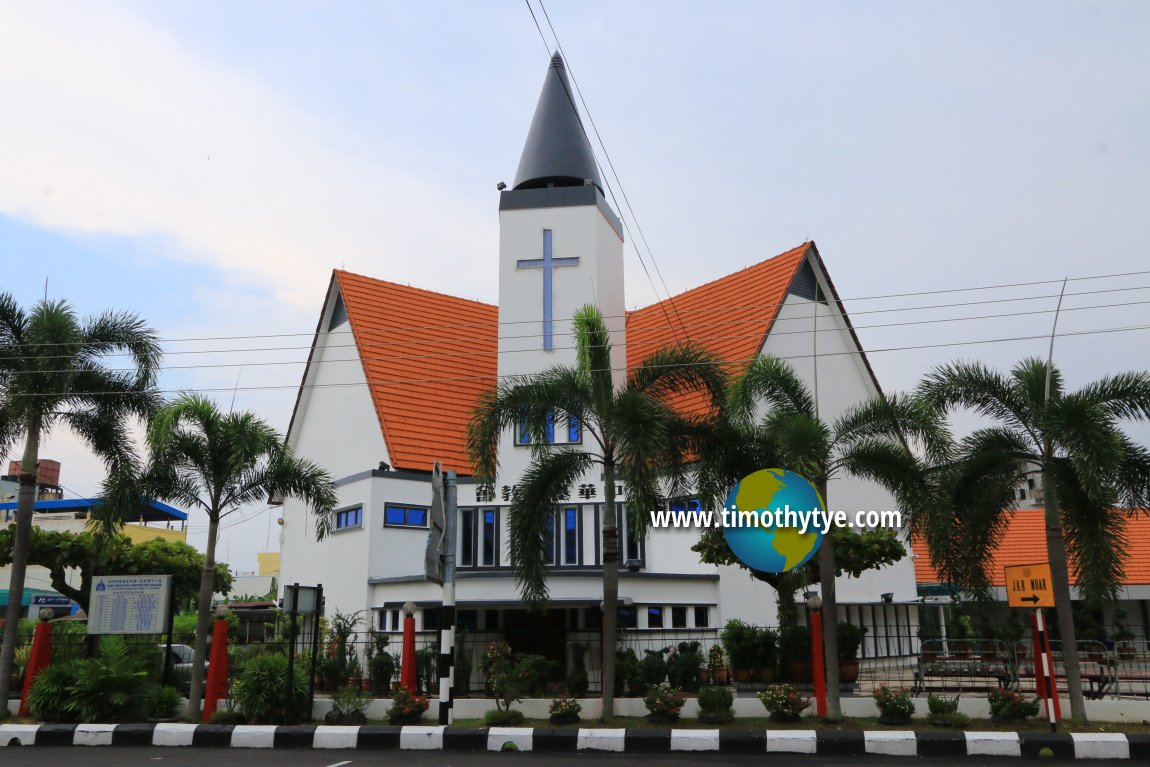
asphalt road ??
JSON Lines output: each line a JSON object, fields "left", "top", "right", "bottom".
{"left": 0, "top": 750, "right": 1135, "bottom": 766}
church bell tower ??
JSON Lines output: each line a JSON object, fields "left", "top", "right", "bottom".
{"left": 497, "top": 53, "right": 626, "bottom": 382}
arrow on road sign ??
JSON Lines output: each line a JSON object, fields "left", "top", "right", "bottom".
{"left": 1020, "top": 595, "right": 1041, "bottom": 604}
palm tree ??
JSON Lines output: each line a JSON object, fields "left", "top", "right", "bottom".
{"left": 720, "top": 355, "right": 946, "bottom": 718}
{"left": 0, "top": 293, "right": 161, "bottom": 707}
{"left": 137, "top": 394, "right": 338, "bottom": 719}
{"left": 468, "top": 305, "right": 726, "bottom": 721}
{"left": 918, "top": 358, "right": 1150, "bottom": 721}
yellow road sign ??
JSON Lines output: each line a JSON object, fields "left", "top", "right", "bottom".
{"left": 1005, "top": 562, "right": 1055, "bottom": 608}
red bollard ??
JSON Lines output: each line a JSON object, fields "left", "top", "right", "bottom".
{"left": 19, "top": 618, "right": 53, "bottom": 717}
{"left": 401, "top": 609, "right": 417, "bottom": 691}
{"left": 201, "top": 617, "right": 231, "bottom": 722}
{"left": 810, "top": 605, "right": 827, "bottom": 718}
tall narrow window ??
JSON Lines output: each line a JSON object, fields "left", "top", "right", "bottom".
{"left": 567, "top": 414, "right": 581, "bottom": 443}
{"left": 623, "top": 503, "right": 642, "bottom": 563}
{"left": 482, "top": 509, "right": 497, "bottom": 566}
{"left": 545, "top": 411, "right": 555, "bottom": 443}
{"left": 544, "top": 512, "right": 556, "bottom": 564}
{"left": 563, "top": 507, "right": 578, "bottom": 564}
{"left": 460, "top": 509, "right": 475, "bottom": 567}
{"left": 516, "top": 417, "right": 530, "bottom": 445}
{"left": 672, "top": 605, "right": 687, "bottom": 629}
{"left": 648, "top": 606, "right": 664, "bottom": 628}
{"left": 694, "top": 606, "right": 710, "bottom": 628}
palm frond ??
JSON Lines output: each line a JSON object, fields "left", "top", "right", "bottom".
{"left": 833, "top": 392, "right": 952, "bottom": 467}
{"left": 626, "top": 343, "right": 727, "bottom": 413}
{"left": 572, "top": 305, "right": 614, "bottom": 408}
{"left": 1074, "top": 371, "right": 1150, "bottom": 423}
{"left": 918, "top": 360, "right": 1041, "bottom": 451}
{"left": 507, "top": 449, "right": 595, "bottom": 608}
{"left": 729, "top": 355, "right": 816, "bottom": 422}
{"left": 1050, "top": 458, "right": 1126, "bottom": 606}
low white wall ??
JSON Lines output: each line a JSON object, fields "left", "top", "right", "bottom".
{"left": 309, "top": 695, "right": 1150, "bottom": 724}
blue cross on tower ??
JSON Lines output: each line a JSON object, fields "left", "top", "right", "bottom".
{"left": 517, "top": 229, "right": 579, "bottom": 350}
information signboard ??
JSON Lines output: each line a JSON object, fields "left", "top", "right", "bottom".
{"left": 1005, "top": 562, "right": 1055, "bottom": 608}
{"left": 87, "top": 574, "right": 172, "bottom": 634}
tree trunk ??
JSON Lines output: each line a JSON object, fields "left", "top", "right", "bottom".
{"left": 0, "top": 423, "right": 40, "bottom": 711}
{"left": 817, "top": 483, "right": 841, "bottom": 719}
{"left": 600, "top": 461, "right": 618, "bottom": 723}
{"left": 185, "top": 511, "right": 220, "bottom": 721}
{"left": 1043, "top": 466, "right": 1087, "bottom": 721}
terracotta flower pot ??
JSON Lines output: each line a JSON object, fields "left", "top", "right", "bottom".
{"left": 787, "top": 661, "right": 812, "bottom": 683}
{"left": 732, "top": 668, "right": 755, "bottom": 684}
{"left": 838, "top": 660, "right": 860, "bottom": 684}
{"left": 712, "top": 669, "right": 730, "bottom": 685}
{"left": 757, "top": 667, "right": 777, "bottom": 684}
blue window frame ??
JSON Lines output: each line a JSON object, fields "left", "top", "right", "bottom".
{"left": 567, "top": 414, "right": 581, "bottom": 443}
{"left": 515, "top": 412, "right": 556, "bottom": 444}
{"left": 460, "top": 509, "right": 476, "bottom": 567}
{"left": 563, "top": 506, "right": 578, "bottom": 564}
{"left": 384, "top": 504, "right": 428, "bottom": 528}
{"left": 334, "top": 506, "right": 362, "bottom": 530}
{"left": 482, "top": 509, "right": 497, "bottom": 566}
{"left": 544, "top": 512, "right": 556, "bottom": 565}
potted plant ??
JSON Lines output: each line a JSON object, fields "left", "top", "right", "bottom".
{"left": 640, "top": 648, "right": 669, "bottom": 688}
{"left": 779, "top": 626, "right": 812, "bottom": 682}
{"left": 721, "top": 619, "right": 758, "bottom": 684}
{"left": 346, "top": 655, "right": 364, "bottom": 690}
{"left": 697, "top": 683, "right": 734, "bottom": 723}
{"left": 667, "top": 641, "right": 703, "bottom": 693}
{"left": 926, "top": 693, "right": 969, "bottom": 727}
{"left": 643, "top": 683, "right": 686, "bottom": 723}
{"left": 388, "top": 686, "right": 428, "bottom": 725}
{"left": 758, "top": 683, "right": 810, "bottom": 723}
{"left": 617, "top": 647, "right": 642, "bottom": 696}
{"left": 707, "top": 644, "right": 730, "bottom": 685}
{"left": 837, "top": 622, "right": 866, "bottom": 684}
{"left": 369, "top": 648, "right": 396, "bottom": 697}
{"left": 756, "top": 628, "right": 780, "bottom": 683}
{"left": 987, "top": 687, "right": 1040, "bottom": 722}
{"left": 873, "top": 684, "right": 915, "bottom": 725}
{"left": 484, "top": 641, "right": 527, "bottom": 726}
{"left": 548, "top": 696, "right": 582, "bottom": 725}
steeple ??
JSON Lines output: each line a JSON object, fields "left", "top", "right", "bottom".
{"left": 513, "top": 52, "right": 604, "bottom": 193}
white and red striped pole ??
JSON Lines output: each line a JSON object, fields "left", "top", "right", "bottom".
{"left": 1035, "top": 608, "right": 1058, "bottom": 732}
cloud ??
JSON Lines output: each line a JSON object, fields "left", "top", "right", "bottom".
{"left": 0, "top": 3, "right": 497, "bottom": 306}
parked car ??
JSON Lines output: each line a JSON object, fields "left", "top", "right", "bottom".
{"left": 160, "top": 643, "right": 207, "bottom": 694}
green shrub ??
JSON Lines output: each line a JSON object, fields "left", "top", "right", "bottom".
{"left": 29, "top": 636, "right": 151, "bottom": 722}
{"left": 755, "top": 629, "right": 780, "bottom": 672}
{"left": 370, "top": 651, "right": 395, "bottom": 697}
{"left": 987, "top": 688, "right": 1040, "bottom": 721}
{"left": 27, "top": 661, "right": 82, "bottom": 723}
{"left": 779, "top": 625, "right": 811, "bottom": 665}
{"left": 927, "top": 693, "right": 959, "bottom": 716}
{"left": 697, "top": 683, "right": 734, "bottom": 721}
{"left": 837, "top": 623, "right": 866, "bottom": 662}
{"left": 388, "top": 686, "right": 429, "bottom": 724}
{"left": 69, "top": 636, "right": 150, "bottom": 722}
{"left": 643, "top": 683, "right": 686, "bottom": 722}
{"left": 639, "top": 648, "right": 668, "bottom": 686}
{"left": 415, "top": 646, "right": 438, "bottom": 695}
{"left": 232, "top": 653, "right": 309, "bottom": 724}
{"left": 518, "top": 654, "right": 554, "bottom": 697}
{"left": 326, "top": 686, "right": 371, "bottom": 725}
{"left": 667, "top": 642, "right": 703, "bottom": 692}
{"left": 147, "top": 686, "right": 183, "bottom": 720}
{"left": 484, "top": 708, "right": 526, "bottom": 726}
{"left": 720, "top": 620, "right": 757, "bottom": 671}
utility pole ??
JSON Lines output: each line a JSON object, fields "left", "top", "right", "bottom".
{"left": 436, "top": 468, "right": 458, "bottom": 724}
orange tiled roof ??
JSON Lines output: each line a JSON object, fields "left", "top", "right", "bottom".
{"left": 335, "top": 270, "right": 498, "bottom": 473}
{"left": 334, "top": 243, "right": 810, "bottom": 472}
{"left": 624, "top": 243, "right": 810, "bottom": 416}
{"left": 912, "top": 508, "right": 1150, "bottom": 586}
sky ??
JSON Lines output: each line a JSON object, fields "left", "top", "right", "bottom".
{"left": 1, "top": 1, "right": 1147, "bottom": 574}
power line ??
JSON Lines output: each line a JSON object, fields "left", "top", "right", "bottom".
{"left": 5, "top": 291, "right": 1150, "bottom": 373}
{"left": 10, "top": 321, "right": 1150, "bottom": 398}
{"left": 6, "top": 279, "right": 1150, "bottom": 363}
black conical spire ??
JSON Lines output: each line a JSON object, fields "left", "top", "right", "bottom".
{"left": 512, "top": 52, "right": 603, "bottom": 193}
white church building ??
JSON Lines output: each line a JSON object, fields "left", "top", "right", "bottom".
{"left": 277, "top": 53, "right": 920, "bottom": 682}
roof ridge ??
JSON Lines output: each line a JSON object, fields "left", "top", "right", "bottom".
{"left": 334, "top": 269, "right": 496, "bottom": 309}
